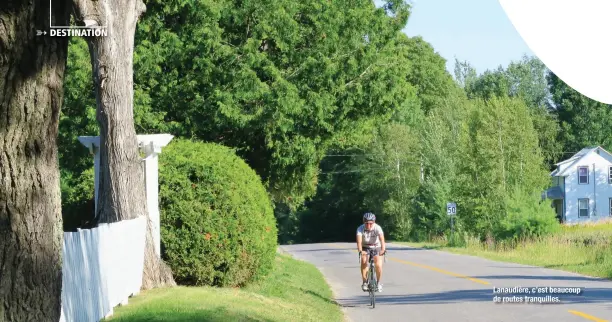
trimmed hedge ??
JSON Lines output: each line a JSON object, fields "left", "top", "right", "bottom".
{"left": 158, "top": 139, "right": 278, "bottom": 287}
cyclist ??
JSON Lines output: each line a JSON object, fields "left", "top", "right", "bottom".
{"left": 356, "top": 212, "right": 386, "bottom": 292}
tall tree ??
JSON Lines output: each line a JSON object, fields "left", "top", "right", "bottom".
{"left": 459, "top": 56, "right": 561, "bottom": 166}
{"left": 402, "top": 36, "right": 458, "bottom": 114}
{"left": 505, "top": 56, "right": 561, "bottom": 166}
{"left": 548, "top": 71, "right": 612, "bottom": 154}
{"left": 294, "top": 33, "right": 459, "bottom": 242}
{"left": 505, "top": 55, "right": 550, "bottom": 108}
{"left": 456, "top": 96, "right": 549, "bottom": 236}
{"left": 453, "top": 58, "right": 477, "bottom": 93}
{"left": 56, "top": 0, "right": 416, "bottom": 227}
{"left": 413, "top": 93, "right": 467, "bottom": 236}
{"left": 358, "top": 122, "right": 422, "bottom": 240}
{"left": 132, "top": 0, "right": 414, "bottom": 208}
{"left": 0, "top": 0, "right": 70, "bottom": 320}
{"left": 71, "top": 0, "right": 175, "bottom": 288}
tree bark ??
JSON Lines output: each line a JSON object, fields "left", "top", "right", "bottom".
{"left": 74, "top": 0, "right": 146, "bottom": 224}
{"left": 0, "top": 0, "right": 70, "bottom": 321}
{"left": 72, "top": 0, "right": 175, "bottom": 289}
{"left": 141, "top": 218, "right": 176, "bottom": 289}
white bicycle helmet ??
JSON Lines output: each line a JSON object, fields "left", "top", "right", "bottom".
{"left": 363, "top": 212, "right": 376, "bottom": 222}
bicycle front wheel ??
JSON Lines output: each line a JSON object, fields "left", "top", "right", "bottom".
{"left": 371, "top": 289, "right": 375, "bottom": 308}
{"left": 369, "top": 265, "right": 376, "bottom": 308}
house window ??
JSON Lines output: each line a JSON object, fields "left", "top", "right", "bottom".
{"left": 578, "top": 198, "right": 589, "bottom": 217}
{"left": 609, "top": 198, "right": 612, "bottom": 216}
{"left": 578, "top": 166, "right": 589, "bottom": 184}
{"left": 609, "top": 166, "right": 612, "bottom": 183}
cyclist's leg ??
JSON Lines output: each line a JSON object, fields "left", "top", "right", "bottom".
{"left": 360, "top": 247, "right": 369, "bottom": 291}
{"left": 360, "top": 248, "right": 368, "bottom": 282}
{"left": 373, "top": 247, "right": 383, "bottom": 290}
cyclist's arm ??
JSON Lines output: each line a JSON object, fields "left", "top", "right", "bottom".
{"left": 378, "top": 227, "right": 386, "bottom": 254}
{"left": 356, "top": 228, "right": 363, "bottom": 253}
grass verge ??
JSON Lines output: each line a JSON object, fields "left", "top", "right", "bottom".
{"left": 104, "top": 253, "right": 344, "bottom": 322}
{"left": 391, "top": 222, "right": 612, "bottom": 280}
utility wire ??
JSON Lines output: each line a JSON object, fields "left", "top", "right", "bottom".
{"left": 319, "top": 150, "right": 589, "bottom": 176}
{"left": 319, "top": 167, "right": 391, "bottom": 175}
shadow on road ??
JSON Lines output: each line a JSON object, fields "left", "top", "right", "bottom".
{"left": 290, "top": 249, "right": 343, "bottom": 252}
{"left": 300, "top": 288, "right": 342, "bottom": 306}
{"left": 288, "top": 246, "right": 432, "bottom": 253}
{"left": 336, "top": 287, "right": 612, "bottom": 307}
{"left": 383, "top": 247, "right": 436, "bottom": 252}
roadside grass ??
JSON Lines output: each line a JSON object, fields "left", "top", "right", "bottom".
{"left": 392, "top": 222, "right": 612, "bottom": 279}
{"left": 105, "top": 253, "right": 344, "bottom": 322}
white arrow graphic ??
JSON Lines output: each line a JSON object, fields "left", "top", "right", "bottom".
{"left": 498, "top": 0, "right": 612, "bottom": 104}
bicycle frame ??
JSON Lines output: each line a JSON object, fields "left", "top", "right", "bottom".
{"left": 359, "top": 249, "right": 386, "bottom": 308}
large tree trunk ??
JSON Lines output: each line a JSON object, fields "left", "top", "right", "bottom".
{"left": 72, "top": 0, "right": 175, "bottom": 289}
{"left": 0, "top": 0, "right": 70, "bottom": 321}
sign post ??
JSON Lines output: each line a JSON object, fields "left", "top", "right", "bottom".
{"left": 447, "top": 202, "right": 457, "bottom": 243}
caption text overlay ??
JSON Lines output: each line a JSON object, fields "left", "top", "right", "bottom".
{"left": 492, "top": 286, "right": 584, "bottom": 304}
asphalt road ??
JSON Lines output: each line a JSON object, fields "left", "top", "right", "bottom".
{"left": 279, "top": 242, "right": 612, "bottom": 322}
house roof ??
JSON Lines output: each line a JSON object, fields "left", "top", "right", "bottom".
{"left": 554, "top": 147, "right": 597, "bottom": 166}
{"left": 553, "top": 146, "right": 612, "bottom": 177}
{"left": 541, "top": 186, "right": 564, "bottom": 200}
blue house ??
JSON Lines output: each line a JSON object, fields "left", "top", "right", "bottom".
{"left": 542, "top": 146, "right": 612, "bottom": 224}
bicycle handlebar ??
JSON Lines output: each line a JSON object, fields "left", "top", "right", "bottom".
{"left": 358, "top": 250, "right": 387, "bottom": 262}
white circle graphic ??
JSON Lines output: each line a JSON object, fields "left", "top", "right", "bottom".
{"left": 499, "top": 0, "right": 612, "bottom": 104}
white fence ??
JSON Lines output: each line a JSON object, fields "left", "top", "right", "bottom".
{"left": 59, "top": 216, "right": 147, "bottom": 322}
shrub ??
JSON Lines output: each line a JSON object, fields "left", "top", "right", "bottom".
{"left": 158, "top": 139, "right": 278, "bottom": 287}
{"left": 493, "top": 187, "right": 560, "bottom": 242}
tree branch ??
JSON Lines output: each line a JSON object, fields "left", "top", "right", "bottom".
{"left": 344, "top": 64, "right": 374, "bottom": 88}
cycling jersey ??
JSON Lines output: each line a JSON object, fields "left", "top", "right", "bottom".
{"left": 356, "top": 223, "right": 384, "bottom": 248}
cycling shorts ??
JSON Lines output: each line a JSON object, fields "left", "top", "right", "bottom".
{"left": 361, "top": 246, "right": 381, "bottom": 256}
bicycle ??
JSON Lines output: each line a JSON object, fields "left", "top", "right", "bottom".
{"left": 359, "top": 248, "right": 386, "bottom": 308}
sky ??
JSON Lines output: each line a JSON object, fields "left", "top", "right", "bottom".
{"left": 399, "top": 0, "right": 535, "bottom": 76}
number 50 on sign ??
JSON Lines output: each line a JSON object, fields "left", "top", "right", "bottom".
{"left": 447, "top": 202, "right": 457, "bottom": 216}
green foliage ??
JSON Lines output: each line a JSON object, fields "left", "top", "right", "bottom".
{"left": 59, "top": 37, "right": 98, "bottom": 230}
{"left": 357, "top": 122, "right": 422, "bottom": 240}
{"left": 134, "top": 0, "right": 415, "bottom": 207}
{"left": 407, "top": 91, "right": 469, "bottom": 240}
{"left": 402, "top": 36, "right": 459, "bottom": 114}
{"left": 290, "top": 120, "right": 425, "bottom": 243}
{"left": 286, "top": 32, "right": 460, "bottom": 243}
{"left": 61, "top": 168, "right": 95, "bottom": 231}
{"left": 456, "top": 56, "right": 562, "bottom": 166}
{"left": 57, "top": 0, "right": 586, "bottom": 251}
{"left": 292, "top": 151, "right": 370, "bottom": 244}
{"left": 59, "top": 36, "right": 169, "bottom": 228}
{"left": 548, "top": 71, "right": 612, "bottom": 154}
{"left": 469, "top": 68, "right": 511, "bottom": 100}
{"left": 453, "top": 58, "right": 477, "bottom": 93}
{"left": 454, "top": 96, "right": 550, "bottom": 237}
{"left": 158, "top": 139, "right": 278, "bottom": 287}
{"left": 409, "top": 179, "right": 451, "bottom": 241}
{"left": 381, "top": 198, "right": 412, "bottom": 240}
{"left": 504, "top": 55, "right": 550, "bottom": 108}
{"left": 492, "top": 188, "right": 560, "bottom": 241}
{"left": 59, "top": 37, "right": 98, "bottom": 175}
